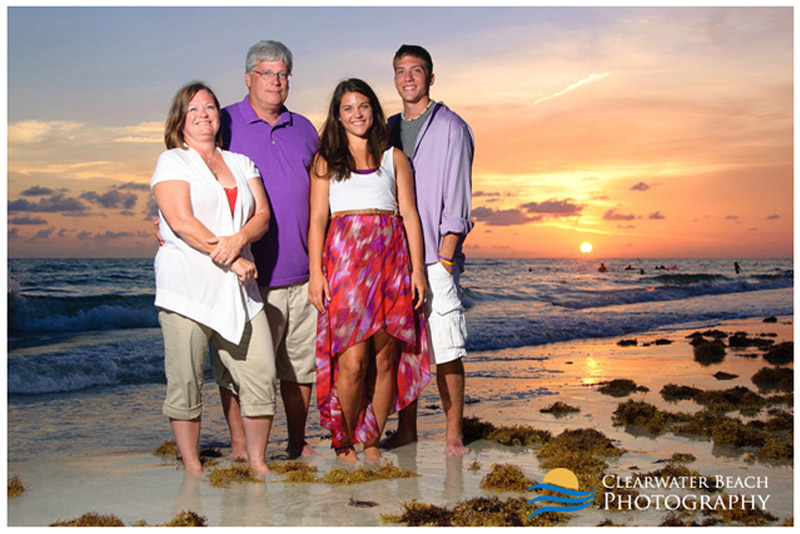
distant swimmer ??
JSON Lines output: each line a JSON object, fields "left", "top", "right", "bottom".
{"left": 734, "top": 262, "right": 742, "bottom": 274}
{"left": 624, "top": 265, "right": 634, "bottom": 271}
{"left": 598, "top": 262, "right": 608, "bottom": 273}
{"left": 639, "top": 269, "right": 645, "bottom": 275}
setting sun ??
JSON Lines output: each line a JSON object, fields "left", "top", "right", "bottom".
{"left": 580, "top": 242, "right": 593, "bottom": 254}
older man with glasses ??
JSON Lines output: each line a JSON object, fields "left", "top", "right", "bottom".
{"left": 217, "top": 40, "right": 319, "bottom": 460}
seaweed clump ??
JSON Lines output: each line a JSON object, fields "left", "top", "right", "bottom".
{"left": 693, "top": 340, "right": 727, "bottom": 365}
{"left": 323, "top": 460, "right": 418, "bottom": 485}
{"left": 756, "top": 436, "right": 793, "bottom": 460}
{"left": 267, "top": 460, "right": 320, "bottom": 483}
{"left": 714, "top": 496, "right": 779, "bottom": 525}
{"left": 8, "top": 475, "right": 24, "bottom": 498}
{"left": 207, "top": 464, "right": 263, "bottom": 488}
{"left": 751, "top": 366, "right": 793, "bottom": 391}
{"left": 460, "top": 416, "right": 551, "bottom": 447}
{"left": 728, "top": 332, "right": 774, "bottom": 349}
{"left": 598, "top": 379, "right": 649, "bottom": 397}
{"left": 468, "top": 461, "right": 481, "bottom": 471}
{"left": 762, "top": 342, "right": 793, "bottom": 365}
{"left": 612, "top": 400, "right": 690, "bottom": 435}
{"left": 383, "top": 496, "right": 569, "bottom": 527}
{"left": 479, "top": 463, "right": 536, "bottom": 492}
{"left": 617, "top": 339, "right": 637, "bottom": 346}
{"left": 540, "top": 401, "right": 580, "bottom": 415}
{"left": 162, "top": 510, "right": 208, "bottom": 526}
{"left": 51, "top": 513, "right": 126, "bottom": 526}
{"left": 655, "top": 452, "right": 696, "bottom": 464}
{"left": 693, "top": 386, "right": 767, "bottom": 416}
{"left": 634, "top": 463, "right": 719, "bottom": 494}
{"left": 660, "top": 384, "right": 702, "bottom": 402}
{"left": 713, "top": 371, "right": 738, "bottom": 380}
{"left": 152, "top": 439, "right": 179, "bottom": 458}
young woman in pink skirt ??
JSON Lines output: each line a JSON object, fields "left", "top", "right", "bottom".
{"left": 308, "top": 78, "right": 430, "bottom": 462}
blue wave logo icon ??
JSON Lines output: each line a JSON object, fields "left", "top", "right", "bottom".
{"left": 527, "top": 468, "right": 596, "bottom": 517}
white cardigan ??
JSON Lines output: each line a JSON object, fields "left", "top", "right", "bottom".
{"left": 151, "top": 147, "right": 263, "bottom": 343}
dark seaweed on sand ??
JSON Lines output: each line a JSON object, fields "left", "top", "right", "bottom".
{"left": 461, "top": 416, "right": 551, "bottom": 446}
{"left": 598, "top": 379, "right": 649, "bottom": 397}
{"left": 617, "top": 339, "right": 637, "bottom": 346}
{"left": 207, "top": 465, "right": 263, "bottom": 488}
{"left": 479, "top": 463, "right": 536, "bottom": 492}
{"left": 751, "top": 366, "right": 793, "bottom": 391}
{"left": 713, "top": 371, "right": 738, "bottom": 380}
{"left": 762, "top": 342, "right": 793, "bottom": 365}
{"left": 687, "top": 330, "right": 727, "bottom": 340}
{"left": 693, "top": 340, "right": 727, "bottom": 365}
{"left": 539, "top": 401, "right": 580, "bottom": 415}
{"left": 51, "top": 513, "right": 126, "bottom": 526}
{"left": 634, "top": 463, "right": 720, "bottom": 493}
{"left": 728, "top": 332, "right": 774, "bottom": 349}
{"left": 660, "top": 384, "right": 702, "bottom": 401}
{"left": 382, "top": 496, "right": 569, "bottom": 527}
{"left": 612, "top": 400, "right": 691, "bottom": 435}
{"left": 8, "top": 475, "right": 24, "bottom": 498}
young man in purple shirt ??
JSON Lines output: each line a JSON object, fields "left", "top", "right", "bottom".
{"left": 383, "top": 44, "right": 474, "bottom": 456}
{"left": 217, "top": 40, "right": 319, "bottom": 460}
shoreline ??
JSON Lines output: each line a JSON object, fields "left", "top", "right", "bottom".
{"left": 7, "top": 315, "right": 793, "bottom": 526}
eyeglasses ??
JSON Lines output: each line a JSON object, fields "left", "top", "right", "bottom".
{"left": 251, "top": 69, "right": 291, "bottom": 81}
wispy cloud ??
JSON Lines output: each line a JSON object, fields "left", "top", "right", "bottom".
{"left": 112, "top": 121, "right": 163, "bottom": 144}
{"left": 8, "top": 120, "right": 86, "bottom": 144}
{"left": 533, "top": 72, "right": 612, "bottom": 106}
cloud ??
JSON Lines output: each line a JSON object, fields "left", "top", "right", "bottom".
{"left": 80, "top": 189, "right": 138, "bottom": 209}
{"left": 533, "top": 72, "right": 612, "bottom": 106}
{"left": 648, "top": 211, "right": 666, "bottom": 220}
{"left": 472, "top": 206, "right": 539, "bottom": 226}
{"left": 7, "top": 120, "right": 86, "bottom": 144}
{"left": 767, "top": 214, "right": 780, "bottom": 220}
{"left": 111, "top": 121, "right": 163, "bottom": 144}
{"left": 725, "top": 215, "right": 739, "bottom": 219}
{"left": 95, "top": 230, "right": 137, "bottom": 240}
{"left": 8, "top": 228, "right": 19, "bottom": 239}
{"left": 630, "top": 181, "right": 650, "bottom": 191}
{"left": 9, "top": 215, "right": 48, "bottom": 225}
{"left": 116, "top": 181, "right": 151, "bottom": 191}
{"left": 520, "top": 198, "right": 584, "bottom": 217}
{"left": 617, "top": 224, "right": 636, "bottom": 229}
{"left": 748, "top": 227, "right": 758, "bottom": 231}
{"left": 20, "top": 185, "right": 56, "bottom": 196}
{"left": 8, "top": 194, "right": 89, "bottom": 213}
{"left": 143, "top": 197, "right": 160, "bottom": 219}
{"left": 603, "top": 209, "right": 636, "bottom": 221}
{"left": 30, "top": 227, "right": 56, "bottom": 240}
{"left": 119, "top": 210, "right": 137, "bottom": 217}
{"left": 58, "top": 228, "right": 72, "bottom": 237}
{"left": 77, "top": 231, "right": 92, "bottom": 240}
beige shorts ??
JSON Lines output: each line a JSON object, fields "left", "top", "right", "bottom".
{"left": 159, "top": 308, "right": 276, "bottom": 419}
{"left": 261, "top": 282, "right": 318, "bottom": 383}
{"left": 425, "top": 262, "right": 468, "bottom": 365}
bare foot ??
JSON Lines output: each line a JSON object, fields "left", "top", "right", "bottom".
{"left": 363, "top": 446, "right": 382, "bottom": 461}
{"left": 335, "top": 445, "right": 358, "bottom": 463}
{"left": 231, "top": 441, "right": 248, "bottom": 462}
{"left": 249, "top": 461, "right": 270, "bottom": 476}
{"left": 445, "top": 438, "right": 470, "bottom": 457}
{"left": 181, "top": 458, "right": 203, "bottom": 475}
{"left": 287, "top": 441, "right": 319, "bottom": 460}
{"left": 379, "top": 430, "right": 417, "bottom": 450}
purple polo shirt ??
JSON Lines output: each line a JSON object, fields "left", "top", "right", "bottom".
{"left": 221, "top": 96, "right": 319, "bottom": 287}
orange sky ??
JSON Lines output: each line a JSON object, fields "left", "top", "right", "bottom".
{"left": 6, "top": 6, "right": 793, "bottom": 258}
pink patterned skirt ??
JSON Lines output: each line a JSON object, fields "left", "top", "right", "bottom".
{"left": 316, "top": 214, "right": 431, "bottom": 447}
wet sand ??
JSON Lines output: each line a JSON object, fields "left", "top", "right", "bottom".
{"left": 6, "top": 316, "right": 793, "bottom": 526}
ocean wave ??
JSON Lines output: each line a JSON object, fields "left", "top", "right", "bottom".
{"left": 8, "top": 293, "right": 158, "bottom": 334}
{"left": 7, "top": 339, "right": 167, "bottom": 394}
{"left": 552, "top": 276, "right": 792, "bottom": 310}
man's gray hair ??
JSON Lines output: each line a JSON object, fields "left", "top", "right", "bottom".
{"left": 245, "top": 40, "right": 293, "bottom": 74}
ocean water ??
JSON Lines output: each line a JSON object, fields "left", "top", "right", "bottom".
{"left": 7, "top": 257, "right": 792, "bottom": 396}
{"left": 5, "top": 257, "right": 794, "bottom": 525}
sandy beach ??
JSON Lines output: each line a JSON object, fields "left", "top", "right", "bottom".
{"left": 7, "top": 315, "right": 793, "bottom": 526}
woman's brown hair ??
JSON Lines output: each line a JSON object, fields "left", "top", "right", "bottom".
{"left": 316, "top": 78, "right": 388, "bottom": 181}
{"left": 164, "top": 81, "right": 222, "bottom": 149}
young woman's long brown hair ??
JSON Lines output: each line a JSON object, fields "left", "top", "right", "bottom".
{"left": 316, "top": 78, "right": 388, "bottom": 181}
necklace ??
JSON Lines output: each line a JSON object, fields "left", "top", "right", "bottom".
{"left": 203, "top": 151, "right": 218, "bottom": 179}
{"left": 402, "top": 100, "right": 434, "bottom": 121}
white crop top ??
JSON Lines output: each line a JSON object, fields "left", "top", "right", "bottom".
{"left": 329, "top": 148, "right": 397, "bottom": 213}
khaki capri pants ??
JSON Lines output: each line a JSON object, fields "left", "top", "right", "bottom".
{"left": 158, "top": 308, "right": 276, "bottom": 420}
